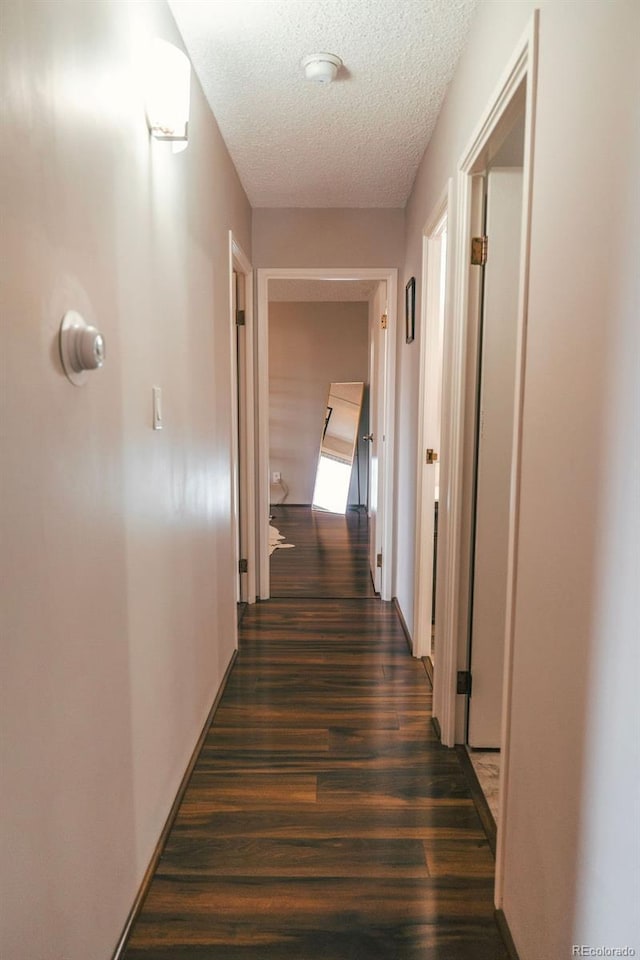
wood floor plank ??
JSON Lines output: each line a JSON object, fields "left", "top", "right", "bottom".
{"left": 156, "top": 836, "right": 430, "bottom": 879}
{"left": 129, "top": 875, "right": 498, "bottom": 922}
{"left": 184, "top": 773, "right": 318, "bottom": 805}
{"left": 123, "top": 514, "right": 506, "bottom": 959}
{"left": 424, "top": 838, "right": 496, "bottom": 878}
{"left": 170, "top": 798, "right": 488, "bottom": 840}
{"left": 126, "top": 878, "right": 506, "bottom": 959}
{"left": 124, "top": 922, "right": 508, "bottom": 960}
{"left": 317, "top": 769, "right": 471, "bottom": 804}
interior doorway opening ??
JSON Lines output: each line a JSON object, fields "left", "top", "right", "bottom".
{"left": 256, "top": 268, "right": 397, "bottom": 602}
{"left": 464, "top": 110, "right": 525, "bottom": 829}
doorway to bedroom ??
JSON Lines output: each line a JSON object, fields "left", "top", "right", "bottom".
{"left": 256, "top": 269, "right": 397, "bottom": 602}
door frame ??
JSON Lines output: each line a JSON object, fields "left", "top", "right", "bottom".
{"left": 367, "top": 278, "right": 391, "bottom": 595}
{"left": 228, "top": 232, "right": 256, "bottom": 606}
{"left": 413, "top": 180, "right": 452, "bottom": 660}
{"left": 256, "top": 267, "right": 398, "bottom": 601}
{"left": 432, "top": 13, "right": 538, "bottom": 905}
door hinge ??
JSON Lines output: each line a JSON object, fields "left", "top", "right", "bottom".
{"left": 380, "top": 313, "right": 388, "bottom": 330}
{"left": 376, "top": 552, "right": 383, "bottom": 568}
{"left": 236, "top": 309, "right": 246, "bottom": 327}
{"left": 426, "top": 448, "right": 439, "bottom": 464}
{"left": 457, "top": 670, "right": 472, "bottom": 695}
{"left": 470, "top": 236, "right": 488, "bottom": 266}
{"left": 238, "top": 558, "right": 248, "bottom": 574}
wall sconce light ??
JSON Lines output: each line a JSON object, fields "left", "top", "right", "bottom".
{"left": 59, "top": 311, "right": 106, "bottom": 386}
{"left": 145, "top": 39, "right": 191, "bottom": 142}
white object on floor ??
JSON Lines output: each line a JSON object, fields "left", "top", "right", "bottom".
{"left": 469, "top": 750, "right": 501, "bottom": 822}
{"left": 269, "top": 523, "right": 295, "bottom": 556}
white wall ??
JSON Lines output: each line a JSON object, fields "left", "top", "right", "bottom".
{"left": 253, "top": 207, "right": 404, "bottom": 269}
{"left": 399, "top": 1, "right": 640, "bottom": 958}
{"left": 0, "top": 2, "right": 251, "bottom": 958}
{"left": 269, "top": 301, "right": 368, "bottom": 505}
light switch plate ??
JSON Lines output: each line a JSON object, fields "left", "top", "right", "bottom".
{"left": 153, "top": 386, "right": 163, "bottom": 430}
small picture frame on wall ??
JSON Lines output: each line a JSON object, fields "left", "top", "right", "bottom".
{"left": 405, "top": 277, "right": 416, "bottom": 344}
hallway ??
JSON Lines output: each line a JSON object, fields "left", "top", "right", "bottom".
{"left": 123, "top": 512, "right": 506, "bottom": 959}
{"left": 3, "top": 4, "right": 638, "bottom": 958}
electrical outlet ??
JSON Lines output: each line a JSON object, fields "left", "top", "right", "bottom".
{"left": 272, "top": 471, "right": 281, "bottom": 483}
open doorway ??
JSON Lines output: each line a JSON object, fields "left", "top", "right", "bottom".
{"left": 266, "top": 282, "right": 372, "bottom": 598}
{"left": 460, "top": 112, "right": 526, "bottom": 838}
{"left": 256, "top": 268, "right": 398, "bottom": 601}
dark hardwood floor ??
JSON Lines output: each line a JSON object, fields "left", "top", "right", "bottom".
{"left": 123, "top": 511, "right": 506, "bottom": 959}
{"left": 270, "top": 505, "right": 375, "bottom": 598}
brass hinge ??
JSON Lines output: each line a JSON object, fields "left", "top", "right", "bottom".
{"left": 457, "top": 670, "right": 472, "bottom": 695}
{"left": 470, "top": 236, "right": 488, "bottom": 266}
{"left": 238, "top": 558, "right": 248, "bottom": 574}
{"left": 380, "top": 313, "right": 388, "bottom": 330}
{"left": 236, "top": 309, "right": 246, "bottom": 326}
{"left": 376, "top": 552, "right": 383, "bottom": 568}
{"left": 426, "top": 448, "right": 439, "bottom": 464}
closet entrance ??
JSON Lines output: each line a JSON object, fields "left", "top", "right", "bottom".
{"left": 465, "top": 112, "right": 525, "bottom": 825}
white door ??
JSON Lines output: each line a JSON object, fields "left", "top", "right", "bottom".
{"left": 368, "top": 281, "right": 387, "bottom": 593}
{"left": 414, "top": 215, "right": 447, "bottom": 658}
{"left": 233, "top": 269, "right": 250, "bottom": 603}
{"left": 232, "top": 270, "right": 242, "bottom": 602}
{"left": 468, "top": 168, "right": 523, "bottom": 748}
{"left": 229, "top": 234, "right": 256, "bottom": 605}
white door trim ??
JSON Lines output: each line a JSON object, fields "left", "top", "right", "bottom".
{"left": 229, "top": 232, "right": 256, "bottom": 605}
{"left": 256, "top": 267, "right": 398, "bottom": 601}
{"left": 413, "top": 181, "right": 452, "bottom": 661}
{"left": 434, "top": 11, "right": 538, "bottom": 905}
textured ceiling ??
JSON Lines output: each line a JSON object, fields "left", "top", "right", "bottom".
{"left": 168, "top": 0, "right": 478, "bottom": 207}
{"left": 269, "top": 278, "right": 377, "bottom": 301}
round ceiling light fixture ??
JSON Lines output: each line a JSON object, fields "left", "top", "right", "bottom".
{"left": 301, "top": 53, "right": 342, "bottom": 85}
